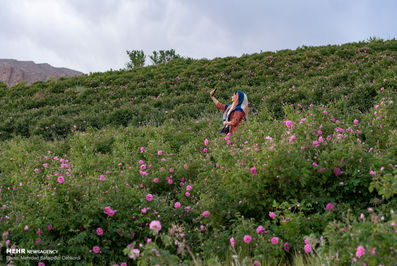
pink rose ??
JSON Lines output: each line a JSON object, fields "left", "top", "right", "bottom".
{"left": 256, "top": 225, "right": 265, "bottom": 234}
{"left": 284, "top": 120, "right": 293, "bottom": 128}
{"left": 243, "top": 235, "right": 252, "bottom": 244}
{"left": 93, "top": 246, "right": 100, "bottom": 254}
{"left": 271, "top": 237, "right": 279, "bottom": 245}
{"left": 326, "top": 203, "right": 334, "bottom": 211}
{"left": 230, "top": 237, "right": 235, "bottom": 247}
{"left": 146, "top": 194, "right": 153, "bottom": 202}
{"left": 356, "top": 246, "right": 365, "bottom": 258}
{"left": 149, "top": 220, "right": 162, "bottom": 234}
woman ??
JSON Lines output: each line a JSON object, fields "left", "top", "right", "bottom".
{"left": 210, "top": 89, "right": 248, "bottom": 135}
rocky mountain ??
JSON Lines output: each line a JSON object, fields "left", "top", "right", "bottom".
{"left": 0, "top": 59, "right": 84, "bottom": 87}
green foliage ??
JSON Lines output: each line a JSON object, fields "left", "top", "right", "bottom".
{"left": 149, "top": 49, "right": 181, "bottom": 65}
{"left": 0, "top": 40, "right": 396, "bottom": 264}
{"left": 369, "top": 169, "right": 397, "bottom": 200}
{"left": 126, "top": 50, "right": 146, "bottom": 69}
{"left": 321, "top": 208, "right": 397, "bottom": 265}
{"left": 1, "top": 40, "right": 397, "bottom": 142}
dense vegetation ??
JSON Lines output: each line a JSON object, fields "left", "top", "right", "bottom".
{"left": 1, "top": 39, "right": 396, "bottom": 265}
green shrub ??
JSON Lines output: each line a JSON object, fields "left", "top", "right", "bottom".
{"left": 1, "top": 39, "right": 396, "bottom": 264}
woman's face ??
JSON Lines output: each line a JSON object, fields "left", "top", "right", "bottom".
{"left": 232, "top": 92, "right": 238, "bottom": 104}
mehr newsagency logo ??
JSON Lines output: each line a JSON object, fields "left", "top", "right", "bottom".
{"left": 3, "top": 248, "right": 81, "bottom": 262}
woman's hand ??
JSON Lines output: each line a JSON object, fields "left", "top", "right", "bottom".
{"left": 223, "top": 121, "right": 231, "bottom": 126}
{"left": 210, "top": 89, "right": 216, "bottom": 97}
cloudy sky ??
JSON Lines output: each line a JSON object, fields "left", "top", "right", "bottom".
{"left": 1, "top": 0, "right": 397, "bottom": 73}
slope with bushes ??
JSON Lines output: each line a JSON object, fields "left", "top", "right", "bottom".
{"left": 0, "top": 39, "right": 396, "bottom": 265}
{"left": 1, "top": 39, "right": 396, "bottom": 141}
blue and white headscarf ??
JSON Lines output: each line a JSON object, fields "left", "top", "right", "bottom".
{"left": 221, "top": 90, "right": 248, "bottom": 133}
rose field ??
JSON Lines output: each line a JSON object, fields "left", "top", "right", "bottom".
{"left": 0, "top": 39, "right": 396, "bottom": 265}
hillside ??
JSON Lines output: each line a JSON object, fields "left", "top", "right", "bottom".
{"left": 0, "top": 39, "right": 396, "bottom": 265}
{"left": 0, "top": 40, "right": 396, "bottom": 142}
{"left": 0, "top": 59, "right": 83, "bottom": 87}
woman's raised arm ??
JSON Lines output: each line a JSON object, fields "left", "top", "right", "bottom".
{"left": 210, "top": 89, "right": 219, "bottom": 105}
